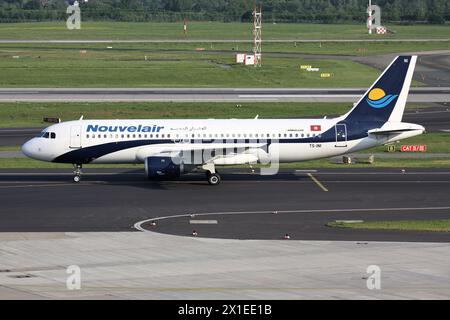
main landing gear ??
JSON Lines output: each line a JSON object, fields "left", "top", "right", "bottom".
{"left": 73, "top": 164, "right": 82, "bottom": 183}
{"left": 203, "top": 163, "right": 221, "bottom": 186}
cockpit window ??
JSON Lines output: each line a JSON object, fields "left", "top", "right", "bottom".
{"left": 38, "top": 132, "right": 56, "bottom": 139}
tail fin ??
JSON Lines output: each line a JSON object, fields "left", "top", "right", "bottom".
{"left": 344, "top": 55, "right": 417, "bottom": 123}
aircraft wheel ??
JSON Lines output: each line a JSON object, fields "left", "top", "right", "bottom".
{"left": 73, "top": 175, "right": 81, "bottom": 183}
{"left": 207, "top": 173, "right": 221, "bottom": 186}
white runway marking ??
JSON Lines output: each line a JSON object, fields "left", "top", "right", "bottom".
{"left": 189, "top": 220, "right": 218, "bottom": 225}
{"left": 134, "top": 206, "right": 450, "bottom": 232}
{"left": 0, "top": 183, "right": 77, "bottom": 189}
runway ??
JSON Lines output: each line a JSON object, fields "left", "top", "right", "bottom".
{"left": 0, "top": 168, "right": 449, "bottom": 242}
{"left": 0, "top": 87, "right": 449, "bottom": 102}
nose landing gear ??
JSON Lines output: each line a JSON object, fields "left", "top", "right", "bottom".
{"left": 73, "top": 164, "right": 82, "bottom": 183}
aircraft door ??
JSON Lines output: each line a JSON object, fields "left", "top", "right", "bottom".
{"left": 335, "top": 124, "right": 347, "bottom": 147}
{"left": 70, "top": 125, "right": 82, "bottom": 148}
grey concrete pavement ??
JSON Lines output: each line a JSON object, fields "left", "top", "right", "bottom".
{"left": 0, "top": 231, "right": 449, "bottom": 299}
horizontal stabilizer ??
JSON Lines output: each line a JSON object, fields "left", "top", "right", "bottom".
{"left": 368, "top": 122, "right": 425, "bottom": 135}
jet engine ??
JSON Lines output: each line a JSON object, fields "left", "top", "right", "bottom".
{"left": 145, "top": 156, "right": 192, "bottom": 180}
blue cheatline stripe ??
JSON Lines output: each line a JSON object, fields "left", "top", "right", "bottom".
{"left": 53, "top": 119, "right": 385, "bottom": 164}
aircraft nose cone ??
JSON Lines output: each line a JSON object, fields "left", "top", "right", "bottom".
{"left": 22, "top": 139, "right": 41, "bottom": 160}
{"left": 21, "top": 140, "right": 33, "bottom": 158}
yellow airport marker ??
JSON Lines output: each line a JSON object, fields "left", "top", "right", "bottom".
{"left": 307, "top": 173, "right": 329, "bottom": 192}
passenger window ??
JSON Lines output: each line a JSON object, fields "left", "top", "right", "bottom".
{"left": 86, "top": 134, "right": 90, "bottom": 138}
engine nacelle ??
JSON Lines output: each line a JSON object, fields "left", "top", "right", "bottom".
{"left": 145, "top": 156, "right": 189, "bottom": 180}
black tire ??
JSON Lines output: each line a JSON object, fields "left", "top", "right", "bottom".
{"left": 207, "top": 173, "right": 221, "bottom": 185}
{"left": 73, "top": 175, "right": 81, "bottom": 183}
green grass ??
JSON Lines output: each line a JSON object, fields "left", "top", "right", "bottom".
{"left": 328, "top": 219, "right": 450, "bottom": 232}
{"left": 0, "top": 146, "right": 20, "bottom": 151}
{"left": 360, "top": 132, "right": 450, "bottom": 154}
{"left": 0, "top": 102, "right": 352, "bottom": 127}
{"left": 0, "top": 22, "right": 449, "bottom": 40}
{"left": 1, "top": 157, "right": 449, "bottom": 169}
{"left": 0, "top": 44, "right": 381, "bottom": 87}
{"left": 280, "top": 158, "right": 450, "bottom": 168}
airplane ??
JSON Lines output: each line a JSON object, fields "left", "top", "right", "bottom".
{"left": 22, "top": 55, "right": 425, "bottom": 185}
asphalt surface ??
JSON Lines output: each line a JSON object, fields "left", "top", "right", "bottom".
{"left": 0, "top": 168, "right": 449, "bottom": 242}
{"left": 356, "top": 51, "right": 450, "bottom": 87}
{"left": 0, "top": 127, "right": 40, "bottom": 146}
{"left": 0, "top": 87, "right": 448, "bottom": 102}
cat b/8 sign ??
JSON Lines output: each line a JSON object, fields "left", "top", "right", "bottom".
{"left": 401, "top": 145, "right": 427, "bottom": 152}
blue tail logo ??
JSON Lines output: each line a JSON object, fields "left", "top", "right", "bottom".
{"left": 366, "top": 88, "right": 398, "bottom": 109}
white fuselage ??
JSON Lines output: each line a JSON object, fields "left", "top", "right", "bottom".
{"left": 22, "top": 117, "right": 424, "bottom": 166}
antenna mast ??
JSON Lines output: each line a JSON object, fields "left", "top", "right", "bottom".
{"left": 253, "top": 5, "right": 262, "bottom": 67}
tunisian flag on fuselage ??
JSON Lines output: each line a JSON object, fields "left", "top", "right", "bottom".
{"left": 310, "top": 125, "right": 321, "bottom": 131}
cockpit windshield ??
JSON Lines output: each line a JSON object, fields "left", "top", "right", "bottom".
{"left": 36, "top": 131, "right": 56, "bottom": 139}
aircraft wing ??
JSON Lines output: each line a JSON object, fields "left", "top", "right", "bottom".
{"left": 135, "top": 142, "right": 268, "bottom": 165}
